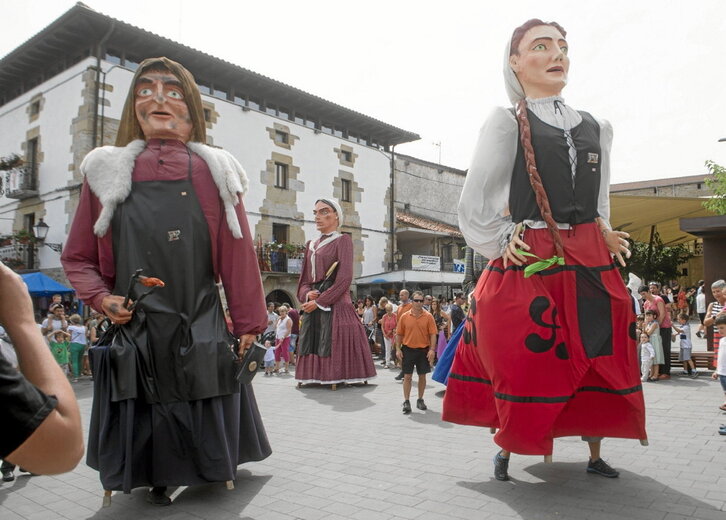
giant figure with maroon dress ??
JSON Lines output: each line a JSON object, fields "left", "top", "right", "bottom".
{"left": 295, "top": 199, "right": 376, "bottom": 389}
{"left": 443, "top": 20, "right": 647, "bottom": 481}
{"left": 61, "top": 57, "right": 271, "bottom": 505}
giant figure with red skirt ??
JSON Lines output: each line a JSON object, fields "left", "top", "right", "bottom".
{"left": 61, "top": 57, "right": 271, "bottom": 505}
{"left": 443, "top": 20, "right": 647, "bottom": 481}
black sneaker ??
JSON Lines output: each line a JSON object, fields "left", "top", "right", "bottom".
{"left": 586, "top": 458, "right": 619, "bottom": 478}
{"left": 2, "top": 470, "right": 14, "bottom": 482}
{"left": 394, "top": 372, "right": 404, "bottom": 381}
{"left": 416, "top": 398, "right": 427, "bottom": 410}
{"left": 493, "top": 451, "right": 509, "bottom": 481}
{"left": 402, "top": 400, "right": 412, "bottom": 414}
{"left": 146, "top": 487, "right": 171, "bottom": 506}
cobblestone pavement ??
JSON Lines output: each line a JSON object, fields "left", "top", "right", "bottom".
{"left": 2, "top": 335, "right": 725, "bottom": 520}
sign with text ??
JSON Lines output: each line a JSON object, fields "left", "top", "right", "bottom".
{"left": 411, "top": 254, "right": 440, "bottom": 272}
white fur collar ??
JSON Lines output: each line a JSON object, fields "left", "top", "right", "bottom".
{"left": 81, "top": 140, "right": 249, "bottom": 238}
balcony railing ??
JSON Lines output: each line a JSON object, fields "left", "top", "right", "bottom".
{"left": 256, "top": 243, "right": 305, "bottom": 274}
{"left": 5, "top": 165, "right": 38, "bottom": 199}
{"left": 0, "top": 237, "right": 37, "bottom": 271}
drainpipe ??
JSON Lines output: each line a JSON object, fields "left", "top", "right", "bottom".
{"left": 92, "top": 21, "right": 116, "bottom": 148}
{"left": 389, "top": 144, "right": 396, "bottom": 272}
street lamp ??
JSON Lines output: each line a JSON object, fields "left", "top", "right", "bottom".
{"left": 33, "top": 218, "right": 63, "bottom": 253}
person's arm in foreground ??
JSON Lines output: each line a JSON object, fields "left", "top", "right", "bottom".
{"left": 1, "top": 262, "right": 83, "bottom": 474}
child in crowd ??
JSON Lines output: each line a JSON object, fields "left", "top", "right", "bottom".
{"left": 635, "top": 314, "right": 645, "bottom": 338}
{"left": 644, "top": 310, "right": 664, "bottom": 381}
{"left": 47, "top": 329, "right": 71, "bottom": 375}
{"left": 672, "top": 313, "right": 698, "bottom": 378}
{"left": 712, "top": 315, "right": 726, "bottom": 415}
{"left": 263, "top": 340, "right": 276, "bottom": 376}
{"left": 639, "top": 332, "right": 655, "bottom": 383}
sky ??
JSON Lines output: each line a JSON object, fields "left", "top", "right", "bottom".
{"left": 1, "top": 0, "right": 725, "bottom": 183}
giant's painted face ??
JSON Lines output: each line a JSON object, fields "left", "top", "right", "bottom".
{"left": 313, "top": 201, "right": 339, "bottom": 234}
{"left": 509, "top": 25, "right": 569, "bottom": 98}
{"left": 134, "top": 68, "right": 193, "bottom": 142}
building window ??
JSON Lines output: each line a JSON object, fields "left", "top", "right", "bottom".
{"left": 203, "top": 108, "right": 212, "bottom": 122}
{"left": 441, "top": 244, "right": 453, "bottom": 263}
{"left": 30, "top": 100, "right": 40, "bottom": 117}
{"left": 341, "top": 179, "right": 352, "bottom": 202}
{"left": 275, "top": 162, "right": 288, "bottom": 189}
{"left": 341, "top": 150, "right": 352, "bottom": 163}
{"left": 27, "top": 138, "right": 38, "bottom": 176}
{"left": 274, "top": 130, "right": 289, "bottom": 145}
{"left": 272, "top": 223, "right": 289, "bottom": 244}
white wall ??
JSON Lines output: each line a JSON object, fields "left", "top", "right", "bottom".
{"left": 0, "top": 58, "right": 94, "bottom": 267}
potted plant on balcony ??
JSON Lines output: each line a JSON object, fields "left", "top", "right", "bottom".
{"left": 12, "top": 229, "right": 35, "bottom": 245}
{"left": 3, "top": 257, "right": 26, "bottom": 271}
{"left": 0, "top": 154, "right": 23, "bottom": 171}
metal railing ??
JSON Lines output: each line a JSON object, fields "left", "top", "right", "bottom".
{"left": 4, "top": 165, "right": 38, "bottom": 199}
{"left": 256, "top": 244, "right": 305, "bottom": 274}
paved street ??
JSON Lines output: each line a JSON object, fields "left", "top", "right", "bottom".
{"left": 2, "top": 336, "right": 725, "bottom": 520}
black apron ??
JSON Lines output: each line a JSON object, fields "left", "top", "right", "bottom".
{"left": 109, "top": 150, "right": 237, "bottom": 404}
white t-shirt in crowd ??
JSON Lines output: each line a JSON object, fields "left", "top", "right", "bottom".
{"left": 696, "top": 292, "right": 706, "bottom": 314}
{"left": 640, "top": 342, "right": 655, "bottom": 361}
{"left": 717, "top": 337, "right": 726, "bottom": 376}
{"left": 67, "top": 325, "right": 86, "bottom": 344}
{"left": 275, "top": 316, "right": 291, "bottom": 340}
{"left": 264, "top": 311, "right": 278, "bottom": 335}
{"left": 41, "top": 318, "right": 64, "bottom": 332}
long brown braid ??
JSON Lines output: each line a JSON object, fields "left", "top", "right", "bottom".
{"left": 514, "top": 99, "right": 565, "bottom": 258}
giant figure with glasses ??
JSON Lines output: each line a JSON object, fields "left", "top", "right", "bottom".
{"left": 61, "top": 57, "right": 270, "bottom": 506}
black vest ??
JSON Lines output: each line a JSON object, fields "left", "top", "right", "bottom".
{"left": 510, "top": 110, "right": 601, "bottom": 224}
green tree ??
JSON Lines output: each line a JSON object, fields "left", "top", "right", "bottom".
{"left": 624, "top": 232, "right": 693, "bottom": 284}
{"left": 703, "top": 160, "right": 726, "bottom": 214}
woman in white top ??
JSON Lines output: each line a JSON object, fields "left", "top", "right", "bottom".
{"left": 274, "top": 305, "right": 292, "bottom": 374}
{"left": 66, "top": 314, "right": 86, "bottom": 382}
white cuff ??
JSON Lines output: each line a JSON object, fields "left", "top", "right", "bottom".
{"left": 315, "top": 302, "right": 331, "bottom": 312}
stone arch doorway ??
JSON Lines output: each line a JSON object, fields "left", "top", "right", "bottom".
{"left": 266, "top": 289, "right": 294, "bottom": 308}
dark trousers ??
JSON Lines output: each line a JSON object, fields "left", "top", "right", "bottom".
{"left": 660, "top": 327, "right": 671, "bottom": 375}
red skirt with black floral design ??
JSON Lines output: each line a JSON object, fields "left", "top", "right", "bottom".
{"left": 442, "top": 222, "right": 647, "bottom": 455}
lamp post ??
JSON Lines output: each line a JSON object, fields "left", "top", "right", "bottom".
{"left": 33, "top": 218, "right": 63, "bottom": 253}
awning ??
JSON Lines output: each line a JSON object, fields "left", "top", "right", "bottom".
{"left": 609, "top": 194, "right": 716, "bottom": 245}
{"left": 356, "top": 269, "right": 464, "bottom": 286}
{"left": 21, "top": 272, "right": 74, "bottom": 297}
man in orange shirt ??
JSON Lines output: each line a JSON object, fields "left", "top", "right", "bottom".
{"left": 395, "top": 291, "right": 437, "bottom": 414}
{"left": 394, "top": 289, "right": 413, "bottom": 381}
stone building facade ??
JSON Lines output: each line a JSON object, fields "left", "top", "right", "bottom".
{"left": 0, "top": 4, "right": 419, "bottom": 308}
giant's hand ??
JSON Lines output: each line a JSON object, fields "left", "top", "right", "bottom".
{"left": 301, "top": 300, "right": 318, "bottom": 314}
{"left": 601, "top": 229, "right": 631, "bottom": 267}
{"left": 238, "top": 334, "right": 255, "bottom": 355}
{"left": 101, "top": 295, "right": 134, "bottom": 325}
{"left": 502, "top": 223, "right": 530, "bottom": 268}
